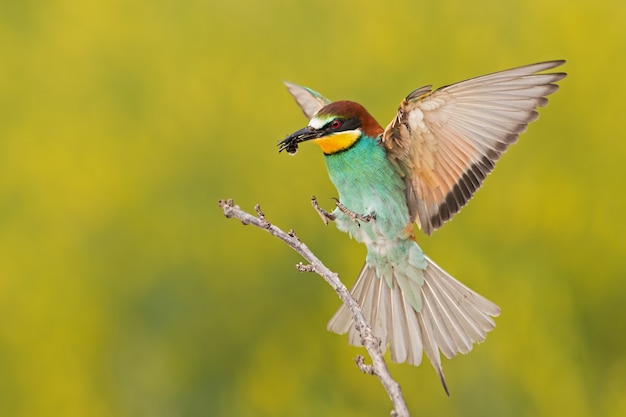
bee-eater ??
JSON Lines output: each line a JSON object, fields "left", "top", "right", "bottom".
{"left": 278, "top": 61, "right": 566, "bottom": 393}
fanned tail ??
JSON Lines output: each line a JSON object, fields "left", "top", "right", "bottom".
{"left": 327, "top": 255, "right": 500, "bottom": 394}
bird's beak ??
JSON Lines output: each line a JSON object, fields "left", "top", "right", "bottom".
{"left": 278, "top": 126, "right": 323, "bottom": 155}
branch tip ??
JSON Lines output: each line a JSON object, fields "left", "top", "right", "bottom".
{"left": 218, "top": 199, "right": 237, "bottom": 218}
{"left": 254, "top": 204, "right": 271, "bottom": 228}
{"left": 218, "top": 198, "right": 230, "bottom": 206}
{"left": 355, "top": 355, "right": 375, "bottom": 375}
{"left": 254, "top": 204, "right": 264, "bottom": 218}
{"left": 288, "top": 229, "right": 300, "bottom": 241}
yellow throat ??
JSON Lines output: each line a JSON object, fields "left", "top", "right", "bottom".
{"left": 313, "top": 130, "right": 361, "bottom": 154}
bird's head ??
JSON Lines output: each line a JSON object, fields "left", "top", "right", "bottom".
{"left": 278, "top": 101, "right": 383, "bottom": 155}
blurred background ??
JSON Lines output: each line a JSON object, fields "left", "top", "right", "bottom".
{"left": 1, "top": 0, "right": 625, "bottom": 416}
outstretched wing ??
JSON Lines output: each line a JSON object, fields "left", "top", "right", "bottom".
{"left": 382, "top": 60, "right": 566, "bottom": 235}
{"left": 284, "top": 81, "right": 331, "bottom": 120}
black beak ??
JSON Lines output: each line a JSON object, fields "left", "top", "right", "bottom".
{"left": 278, "top": 126, "right": 322, "bottom": 155}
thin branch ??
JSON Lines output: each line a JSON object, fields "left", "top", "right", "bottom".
{"left": 219, "top": 199, "right": 410, "bottom": 417}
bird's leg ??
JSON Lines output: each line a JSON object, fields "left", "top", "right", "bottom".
{"left": 311, "top": 196, "right": 336, "bottom": 225}
{"left": 332, "top": 198, "right": 376, "bottom": 226}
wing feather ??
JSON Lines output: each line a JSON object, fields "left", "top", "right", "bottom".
{"left": 383, "top": 60, "right": 566, "bottom": 234}
{"left": 283, "top": 81, "right": 331, "bottom": 120}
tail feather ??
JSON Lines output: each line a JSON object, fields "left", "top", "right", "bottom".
{"left": 399, "top": 287, "right": 423, "bottom": 365}
{"left": 390, "top": 280, "right": 410, "bottom": 362}
{"left": 416, "top": 296, "right": 448, "bottom": 393}
{"left": 421, "top": 278, "right": 462, "bottom": 358}
{"left": 352, "top": 264, "right": 380, "bottom": 345}
{"left": 371, "top": 272, "right": 389, "bottom": 348}
{"left": 327, "top": 254, "right": 500, "bottom": 393}
{"left": 427, "top": 260, "right": 498, "bottom": 344}
{"left": 426, "top": 281, "right": 474, "bottom": 354}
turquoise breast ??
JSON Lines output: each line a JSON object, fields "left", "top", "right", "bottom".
{"left": 323, "top": 135, "right": 410, "bottom": 247}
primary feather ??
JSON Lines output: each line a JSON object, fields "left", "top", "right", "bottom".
{"left": 383, "top": 60, "right": 566, "bottom": 234}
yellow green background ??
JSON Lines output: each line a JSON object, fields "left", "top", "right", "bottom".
{"left": 1, "top": 0, "right": 624, "bottom": 416}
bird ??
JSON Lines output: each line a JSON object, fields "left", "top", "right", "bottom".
{"left": 277, "top": 61, "right": 566, "bottom": 393}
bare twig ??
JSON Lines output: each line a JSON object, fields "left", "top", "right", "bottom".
{"left": 219, "top": 199, "right": 410, "bottom": 417}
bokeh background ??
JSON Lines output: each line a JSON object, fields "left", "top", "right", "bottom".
{"left": 1, "top": 0, "right": 625, "bottom": 416}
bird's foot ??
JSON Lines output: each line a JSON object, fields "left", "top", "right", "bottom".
{"left": 332, "top": 198, "right": 376, "bottom": 227}
{"left": 311, "top": 196, "right": 336, "bottom": 225}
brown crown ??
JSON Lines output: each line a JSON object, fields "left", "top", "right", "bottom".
{"left": 317, "top": 100, "right": 384, "bottom": 137}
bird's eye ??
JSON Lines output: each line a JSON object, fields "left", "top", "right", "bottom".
{"left": 330, "top": 120, "right": 342, "bottom": 130}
